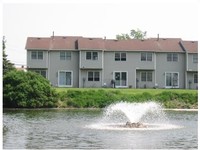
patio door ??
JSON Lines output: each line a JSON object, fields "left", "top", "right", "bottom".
{"left": 58, "top": 71, "right": 72, "bottom": 87}
{"left": 114, "top": 72, "right": 127, "bottom": 87}
{"left": 165, "top": 72, "right": 179, "bottom": 88}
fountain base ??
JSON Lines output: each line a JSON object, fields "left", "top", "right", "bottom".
{"left": 121, "top": 121, "right": 147, "bottom": 128}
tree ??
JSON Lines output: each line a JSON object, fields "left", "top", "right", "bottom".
{"left": 116, "top": 28, "right": 147, "bottom": 40}
{"left": 116, "top": 33, "right": 131, "bottom": 40}
{"left": 130, "top": 28, "right": 147, "bottom": 40}
{"left": 2, "top": 36, "right": 15, "bottom": 75}
{"left": 3, "top": 70, "right": 57, "bottom": 108}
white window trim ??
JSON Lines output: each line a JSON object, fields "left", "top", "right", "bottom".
{"left": 140, "top": 71, "right": 153, "bottom": 82}
{"left": 167, "top": 53, "right": 178, "bottom": 62}
{"left": 60, "top": 51, "right": 71, "bottom": 61}
{"left": 114, "top": 52, "right": 127, "bottom": 61}
{"left": 87, "top": 71, "right": 101, "bottom": 82}
{"left": 31, "top": 51, "right": 44, "bottom": 60}
{"left": 86, "top": 51, "right": 99, "bottom": 60}
{"left": 58, "top": 70, "right": 73, "bottom": 87}
{"left": 141, "top": 52, "right": 153, "bottom": 62}
{"left": 165, "top": 72, "right": 179, "bottom": 88}
{"left": 113, "top": 71, "right": 128, "bottom": 88}
{"left": 193, "top": 54, "right": 198, "bottom": 63}
{"left": 193, "top": 73, "right": 198, "bottom": 83}
{"left": 34, "top": 70, "right": 47, "bottom": 78}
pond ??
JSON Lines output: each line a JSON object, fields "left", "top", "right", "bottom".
{"left": 3, "top": 102, "right": 198, "bottom": 149}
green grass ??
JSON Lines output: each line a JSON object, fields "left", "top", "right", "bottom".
{"left": 54, "top": 88, "right": 197, "bottom": 95}
{"left": 54, "top": 88, "right": 198, "bottom": 109}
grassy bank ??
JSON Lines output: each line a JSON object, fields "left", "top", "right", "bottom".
{"left": 55, "top": 88, "right": 198, "bottom": 109}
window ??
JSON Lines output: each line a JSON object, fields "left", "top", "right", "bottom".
{"left": 115, "top": 52, "right": 126, "bottom": 61}
{"left": 60, "top": 52, "right": 71, "bottom": 60}
{"left": 58, "top": 71, "right": 72, "bottom": 87}
{"left": 141, "top": 72, "right": 152, "bottom": 82}
{"left": 194, "top": 73, "right": 198, "bottom": 83}
{"left": 88, "top": 71, "right": 100, "bottom": 81}
{"left": 86, "top": 52, "right": 98, "bottom": 60}
{"left": 167, "top": 53, "right": 178, "bottom": 62}
{"left": 141, "top": 52, "right": 152, "bottom": 61}
{"left": 165, "top": 72, "right": 179, "bottom": 88}
{"left": 34, "top": 70, "right": 47, "bottom": 78}
{"left": 193, "top": 54, "right": 198, "bottom": 63}
{"left": 114, "top": 71, "right": 127, "bottom": 87}
{"left": 31, "top": 51, "right": 43, "bottom": 60}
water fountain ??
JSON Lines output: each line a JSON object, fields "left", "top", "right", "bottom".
{"left": 88, "top": 101, "right": 182, "bottom": 130}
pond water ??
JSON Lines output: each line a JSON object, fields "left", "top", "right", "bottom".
{"left": 3, "top": 105, "right": 198, "bottom": 149}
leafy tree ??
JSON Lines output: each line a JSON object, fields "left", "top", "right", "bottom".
{"left": 3, "top": 70, "right": 57, "bottom": 108}
{"left": 2, "top": 36, "right": 15, "bottom": 75}
{"left": 116, "top": 33, "right": 131, "bottom": 40}
{"left": 116, "top": 28, "right": 147, "bottom": 40}
{"left": 130, "top": 28, "right": 147, "bottom": 39}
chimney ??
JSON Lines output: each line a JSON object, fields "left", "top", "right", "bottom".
{"left": 157, "top": 34, "right": 159, "bottom": 41}
{"left": 104, "top": 36, "right": 106, "bottom": 40}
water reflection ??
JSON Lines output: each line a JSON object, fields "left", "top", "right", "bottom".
{"left": 3, "top": 109, "right": 198, "bottom": 149}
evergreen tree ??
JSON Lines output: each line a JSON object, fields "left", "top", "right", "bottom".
{"left": 2, "top": 36, "right": 15, "bottom": 75}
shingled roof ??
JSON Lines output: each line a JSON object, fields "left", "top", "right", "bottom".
{"left": 25, "top": 36, "right": 198, "bottom": 53}
{"left": 25, "top": 37, "right": 50, "bottom": 50}
{"left": 180, "top": 41, "right": 198, "bottom": 53}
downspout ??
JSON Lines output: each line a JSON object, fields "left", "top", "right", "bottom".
{"left": 154, "top": 52, "right": 157, "bottom": 88}
{"left": 79, "top": 50, "right": 82, "bottom": 88}
{"left": 102, "top": 50, "right": 104, "bottom": 87}
{"left": 179, "top": 41, "right": 188, "bottom": 89}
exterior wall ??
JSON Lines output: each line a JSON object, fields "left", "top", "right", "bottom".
{"left": 186, "top": 72, "right": 198, "bottom": 89}
{"left": 79, "top": 70, "right": 102, "bottom": 88}
{"left": 27, "top": 49, "right": 197, "bottom": 89}
{"left": 187, "top": 53, "right": 198, "bottom": 71}
{"left": 27, "top": 50, "right": 48, "bottom": 68}
{"left": 80, "top": 50, "right": 103, "bottom": 69}
{"left": 103, "top": 51, "right": 155, "bottom": 88}
{"left": 136, "top": 70, "right": 155, "bottom": 88}
{"left": 155, "top": 52, "right": 186, "bottom": 88}
{"left": 48, "top": 51, "right": 79, "bottom": 87}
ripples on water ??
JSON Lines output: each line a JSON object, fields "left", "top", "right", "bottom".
{"left": 3, "top": 109, "right": 198, "bottom": 149}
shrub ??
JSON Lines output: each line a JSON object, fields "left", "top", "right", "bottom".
{"left": 3, "top": 70, "right": 57, "bottom": 108}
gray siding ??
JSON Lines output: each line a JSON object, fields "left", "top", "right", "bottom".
{"left": 186, "top": 72, "right": 198, "bottom": 89}
{"left": 48, "top": 51, "right": 79, "bottom": 87}
{"left": 103, "top": 51, "right": 155, "bottom": 88}
{"left": 155, "top": 53, "right": 186, "bottom": 88}
{"left": 27, "top": 50, "right": 48, "bottom": 68}
{"left": 188, "top": 54, "right": 198, "bottom": 71}
{"left": 80, "top": 51, "right": 103, "bottom": 69}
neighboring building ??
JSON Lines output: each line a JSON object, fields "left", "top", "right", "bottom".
{"left": 25, "top": 36, "right": 198, "bottom": 89}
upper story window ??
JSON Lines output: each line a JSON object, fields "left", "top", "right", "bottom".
{"left": 193, "top": 54, "right": 198, "bottom": 63}
{"left": 31, "top": 51, "right": 43, "bottom": 60}
{"left": 86, "top": 52, "right": 98, "bottom": 60}
{"left": 141, "top": 52, "right": 152, "bottom": 61}
{"left": 88, "top": 71, "right": 100, "bottom": 81}
{"left": 167, "top": 53, "right": 178, "bottom": 62}
{"left": 115, "top": 52, "right": 126, "bottom": 61}
{"left": 60, "top": 52, "right": 71, "bottom": 60}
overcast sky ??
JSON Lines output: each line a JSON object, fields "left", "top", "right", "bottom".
{"left": 3, "top": 0, "right": 198, "bottom": 66}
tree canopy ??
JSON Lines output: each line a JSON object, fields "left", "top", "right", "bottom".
{"left": 2, "top": 36, "right": 15, "bottom": 75}
{"left": 116, "top": 28, "right": 147, "bottom": 40}
{"left": 3, "top": 70, "right": 57, "bottom": 108}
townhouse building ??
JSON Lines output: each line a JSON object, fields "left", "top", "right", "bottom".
{"left": 25, "top": 36, "right": 198, "bottom": 89}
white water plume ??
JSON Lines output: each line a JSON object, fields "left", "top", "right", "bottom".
{"left": 104, "top": 101, "right": 167, "bottom": 123}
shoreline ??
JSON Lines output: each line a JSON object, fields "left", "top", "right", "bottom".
{"left": 3, "top": 108, "right": 198, "bottom": 111}
{"left": 163, "top": 108, "right": 198, "bottom": 111}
